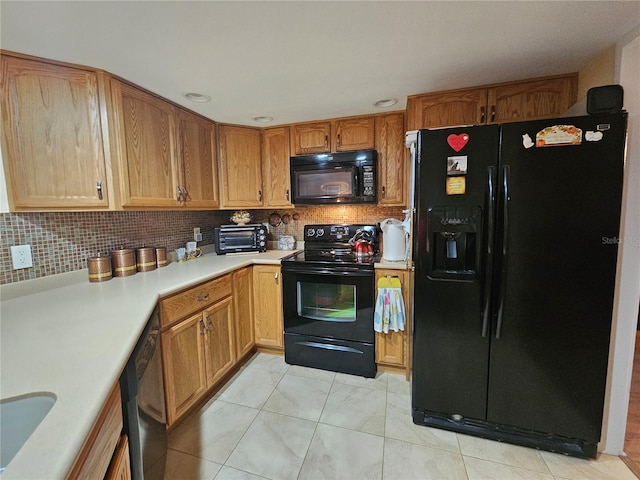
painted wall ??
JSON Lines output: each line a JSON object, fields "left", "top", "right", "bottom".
{"left": 602, "top": 26, "right": 640, "bottom": 456}
{"left": 577, "top": 45, "right": 616, "bottom": 100}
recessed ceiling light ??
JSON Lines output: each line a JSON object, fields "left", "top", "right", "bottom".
{"left": 373, "top": 98, "right": 398, "bottom": 108}
{"left": 252, "top": 116, "right": 274, "bottom": 123}
{"left": 183, "top": 92, "right": 211, "bottom": 103}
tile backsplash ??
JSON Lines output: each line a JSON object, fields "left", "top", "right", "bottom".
{"left": 0, "top": 205, "right": 404, "bottom": 285}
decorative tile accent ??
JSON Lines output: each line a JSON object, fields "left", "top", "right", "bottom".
{"left": 0, "top": 206, "right": 404, "bottom": 285}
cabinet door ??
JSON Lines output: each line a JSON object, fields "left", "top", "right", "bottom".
{"left": 177, "top": 109, "right": 219, "bottom": 208}
{"left": 203, "top": 297, "right": 236, "bottom": 387}
{"left": 233, "top": 266, "right": 255, "bottom": 359}
{"left": 292, "top": 122, "right": 331, "bottom": 155}
{"left": 162, "top": 312, "right": 207, "bottom": 426}
{"left": 487, "top": 74, "right": 578, "bottom": 124}
{"left": 253, "top": 265, "right": 283, "bottom": 348}
{"left": 218, "top": 125, "right": 263, "bottom": 208}
{"left": 111, "top": 81, "right": 180, "bottom": 208}
{"left": 375, "top": 113, "right": 406, "bottom": 206}
{"left": 105, "top": 435, "right": 131, "bottom": 480}
{"left": 1, "top": 54, "right": 110, "bottom": 210}
{"left": 335, "top": 116, "right": 375, "bottom": 152}
{"left": 407, "top": 88, "right": 487, "bottom": 130}
{"left": 374, "top": 269, "right": 409, "bottom": 367}
{"left": 262, "top": 126, "right": 292, "bottom": 208}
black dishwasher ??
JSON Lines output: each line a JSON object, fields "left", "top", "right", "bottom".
{"left": 120, "top": 307, "right": 167, "bottom": 480}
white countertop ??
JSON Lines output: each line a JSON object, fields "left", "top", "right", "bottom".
{"left": 0, "top": 250, "right": 295, "bottom": 480}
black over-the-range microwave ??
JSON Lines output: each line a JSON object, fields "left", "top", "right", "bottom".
{"left": 214, "top": 224, "right": 267, "bottom": 254}
{"left": 289, "top": 150, "right": 377, "bottom": 205}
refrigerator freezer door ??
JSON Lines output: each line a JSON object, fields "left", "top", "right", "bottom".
{"left": 412, "top": 125, "right": 500, "bottom": 420}
{"left": 487, "top": 114, "right": 626, "bottom": 442}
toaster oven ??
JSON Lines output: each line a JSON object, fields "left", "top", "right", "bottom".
{"left": 214, "top": 224, "right": 267, "bottom": 254}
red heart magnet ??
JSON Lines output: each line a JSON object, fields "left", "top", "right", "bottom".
{"left": 447, "top": 133, "right": 469, "bottom": 152}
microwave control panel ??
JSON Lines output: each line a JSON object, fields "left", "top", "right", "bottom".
{"left": 362, "top": 166, "right": 375, "bottom": 196}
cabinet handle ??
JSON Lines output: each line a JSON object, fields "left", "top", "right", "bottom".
{"left": 381, "top": 186, "right": 386, "bottom": 199}
{"left": 286, "top": 189, "right": 290, "bottom": 201}
{"left": 96, "top": 180, "right": 103, "bottom": 200}
{"left": 182, "top": 186, "right": 189, "bottom": 201}
{"left": 324, "top": 135, "right": 328, "bottom": 148}
{"left": 197, "top": 293, "right": 210, "bottom": 302}
{"left": 490, "top": 105, "right": 496, "bottom": 123}
{"left": 274, "top": 271, "right": 279, "bottom": 284}
{"left": 205, "top": 315, "right": 213, "bottom": 331}
{"left": 337, "top": 134, "right": 341, "bottom": 147}
{"left": 199, "top": 319, "right": 206, "bottom": 335}
{"left": 480, "top": 106, "right": 486, "bottom": 124}
{"left": 176, "top": 186, "right": 183, "bottom": 202}
{"left": 258, "top": 190, "right": 263, "bottom": 202}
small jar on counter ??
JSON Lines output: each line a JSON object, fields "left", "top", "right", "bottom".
{"left": 87, "top": 255, "right": 113, "bottom": 283}
{"left": 155, "top": 247, "right": 167, "bottom": 268}
{"left": 111, "top": 248, "right": 136, "bottom": 277}
{"left": 136, "top": 247, "right": 157, "bottom": 272}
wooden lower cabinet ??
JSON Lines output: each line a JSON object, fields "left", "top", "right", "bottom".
{"left": 203, "top": 297, "right": 236, "bottom": 387}
{"left": 253, "top": 265, "right": 283, "bottom": 349}
{"left": 67, "top": 382, "right": 129, "bottom": 480}
{"left": 374, "top": 269, "right": 411, "bottom": 372}
{"left": 161, "top": 311, "right": 208, "bottom": 426}
{"left": 233, "top": 267, "right": 255, "bottom": 358}
{"left": 105, "top": 435, "right": 132, "bottom": 480}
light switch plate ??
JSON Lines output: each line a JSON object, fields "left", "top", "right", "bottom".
{"left": 11, "top": 244, "right": 33, "bottom": 269}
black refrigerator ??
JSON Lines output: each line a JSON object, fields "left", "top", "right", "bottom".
{"left": 411, "top": 112, "right": 627, "bottom": 458}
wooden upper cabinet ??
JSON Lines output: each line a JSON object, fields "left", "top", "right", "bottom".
{"left": 375, "top": 113, "right": 406, "bottom": 206}
{"left": 292, "top": 121, "right": 331, "bottom": 155}
{"left": 291, "top": 117, "right": 376, "bottom": 155}
{"left": 177, "top": 109, "right": 219, "bottom": 209}
{"left": 407, "top": 88, "right": 487, "bottom": 130}
{"left": 262, "top": 126, "right": 292, "bottom": 208}
{"left": 218, "top": 125, "right": 263, "bottom": 208}
{"left": 487, "top": 75, "right": 578, "bottom": 124}
{"left": 1, "top": 53, "right": 111, "bottom": 210}
{"left": 335, "top": 117, "right": 375, "bottom": 152}
{"left": 110, "top": 80, "right": 180, "bottom": 208}
{"left": 408, "top": 74, "right": 578, "bottom": 130}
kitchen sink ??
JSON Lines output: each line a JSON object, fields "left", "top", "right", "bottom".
{"left": 0, "top": 393, "right": 56, "bottom": 471}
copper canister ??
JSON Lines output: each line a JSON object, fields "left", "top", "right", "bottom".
{"left": 111, "top": 248, "right": 137, "bottom": 277}
{"left": 155, "top": 247, "right": 167, "bottom": 268}
{"left": 136, "top": 247, "right": 157, "bottom": 272}
{"left": 87, "top": 255, "right": 112, "bottom": 283}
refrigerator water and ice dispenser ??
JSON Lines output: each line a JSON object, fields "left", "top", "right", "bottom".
{"left": 426, "top": 206, "right": 483, "bottom": 281}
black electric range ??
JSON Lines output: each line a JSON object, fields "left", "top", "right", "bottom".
{"left": 281, "top": 224, "right": 379, "bottom": 378}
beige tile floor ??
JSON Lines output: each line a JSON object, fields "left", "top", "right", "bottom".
{"left": 147, "top": 352, "right": 637, "bottom": 480}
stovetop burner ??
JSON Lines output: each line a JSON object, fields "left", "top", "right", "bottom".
{"left": 282, "top": 224, "right": 380, "bottom": 270}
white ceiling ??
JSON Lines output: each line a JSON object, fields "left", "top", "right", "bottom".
{"left": 1, "top": 1, "right": 639, "bottom": 126}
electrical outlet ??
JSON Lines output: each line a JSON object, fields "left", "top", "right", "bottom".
{"left": 193, "top": 227, "right": 202, "bottom": 242}
{"left": 11, "top": 244, "right": 33, "bottom": 269}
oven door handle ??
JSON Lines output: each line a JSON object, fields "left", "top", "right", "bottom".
{"left": 282, "top": 267, "right": 374, "bottom": 277}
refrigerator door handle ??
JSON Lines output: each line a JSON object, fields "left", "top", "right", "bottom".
{"left": 481, "top": 166, "right": 496, "bottom": 337}
{"left": 496, "top": 165, "right": 510, "bottom": 339}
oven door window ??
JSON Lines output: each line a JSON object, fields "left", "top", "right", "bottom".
{"left": 223, "top": 231, "right": 254, "bottom": 248}
{"left": 282, "top": 269, "right": 375, "bottom": 343}
{"left": 297, "top": 282, "right": 356, "bottom": 323}
{"left": 294, "top": 167, "right": 356, "bottom": 200}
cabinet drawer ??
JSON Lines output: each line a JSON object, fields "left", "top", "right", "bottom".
{"left": 160, "top": 275, "right": 232, "bottom": 327}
